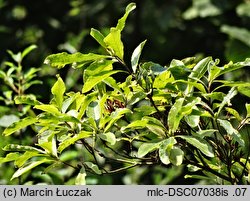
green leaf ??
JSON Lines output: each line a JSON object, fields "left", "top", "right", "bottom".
{"left": 246, "top": 104, "right": 250, "bottom": 118}
{"left": 82, "top": 70, "right": 122, "bottom": 93}
{"left": 131, "top": 40, "right": 147, "bottom": 73}
{"left": 104, "top": 108, "right": 131, "bottom": 132}
{"left": 169, "top": 147, "right": 184, "bottom": 166}
{"left": 127, "top": 91, "right": 147, "bottom": 105}
{"left": 44, "top": 52, "right": 110, "bottom": 69}
{"left": 14, "top": 95, "right": 41, "bottom": 105}
{"left": 0, "top": 114, "right": 19, "bottom": 127}
{"left": 196, "top": 129, "right": 217, "bottom": 138}
{"left": 3, "top": 117, "right": 37, "bottom": 136}
{"left": 138, "top": 142, "right": 160, "bottom": 158}
{"left": 159, "top": 137, "right": 177, "bottom": 165}
{"left": 104, "top": 28, "right": 124, "bottom": 59}
{"left": 168, "top": 98, "right": 184, "bottom": 134}
{"left": 51, "top": 75, "right": 66, "bottom": 109}
{"left": 185, "top": 115, "right": 200, "bottom": 128}
{"left": 75, "top": 167, "right": 86, "bottom": 185}
{"left": 216, "top": 87, "right": 237, "bottom": 117}
{"left": 176, "top": 135, "right": 214, "bottom": 157}
{"left": 99, "top": 132, "right": 116, "bottom": 145}
{"left": 121, "top": 119, "right": 148, "bottom": 132}
{"left": 15, "top": 151, "right": 41, "bottom": 167}
{"left": 0, "top": 153, "right": 20, "bottom": 164}
{"left": 58, "top": 131, "right": 92, "bottom": 153}
{"left": 21, "top": 45, "right": 37, "bottom": 59}
{"left": 217, "top": 119, "right": 245, "bottom": 146}
{"left": 225, "top": 107, "right": 242, "bottom": 121}
{"left": 238, "top": 86, "right": 250, "bottom": 98}
{"left": 77, "top": 92, "right": 98, "bottom": 119}
{"left": 85, "top": 162, "right": 102, "bottom": 174}
{"left": 3, "top": 144, "right": 45, "bottom": 153}
{"left": 90, "top": 28, "right": 107, "bottom": 48}
{"left": 34, "top": 104, "right": 61, "bottom": 115}
{"left": 189, "top": 57, "right": 212, "bottom": 80}
{"left": 116, "top": 2, "right": 136, "bottom": 31}
{"left": 11, "top": 159, "right": 52, "bottom": 180}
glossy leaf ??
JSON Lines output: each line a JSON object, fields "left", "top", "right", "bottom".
{"left": 159, "top": 137, "right": 177, "bottom": 165}
{"left": 11, "top": 159, "right": 52, "bottom": 180}
{"left": 21, "top": 45, "right": 37, "bottom": 59}
{"left": 104, "top": 28, "right": 124, "bottom": 59}
{"left": 131, "top": 40, "right": 147, "bottom": 73}
{"left": 51, "top": 75, "right": 66, "bottom": 109}
{"left": 238, "top": 86, "right": 250, "bottom": 98}
{"left": 0, "top": 153, "right": 20, "bottom": 164}
{"left": 3, "top": 144, "right": 45, "bottom": 153}
{"left": 15, "top": 151, "right": 41, "bottom": 167}
{"left": 116, "top": 3, "right": 136, "bottom": 31}
{"left": 246, "top": 104, "right": 250, "bottom": 118}
{"left": 3, "top": 117, "right": 37, "bottom": 136}
{"left": 176, "top": 135, "right": 214, "bottom": 157}
{"left": 14, "top": 95, "right": 41, "bottom": 105}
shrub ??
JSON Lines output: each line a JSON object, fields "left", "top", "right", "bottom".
{"left": 1, "top": 3, "right": 250, "bottom": 184}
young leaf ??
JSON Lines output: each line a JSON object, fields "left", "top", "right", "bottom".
{"left": 51, "top": 75, "right": 66, "bottom": 109}
{"left": 104, "top": 28, "right": 124, "bottom": 60}
{"left": 44, "top": 52, "right": 110, "bottom": 69}
{"left": 14, "top": 95, "right": 41, "bottom": 105}
{"left": 3, "top": 144, "right": 45, "bottom": 153}
{"left": 0, "top": 153, "right": 20, "bottom": 164}
{"left": 90, "top": 28, "right": 107, "bottom": 48}
{"left": 116, "top": 2, "right": 136, "bottom": 31}
{"left": 131, "top": 40, "right": 147, "bottom": 73}
{"left": 176, "top": 135, "right": 214, "bottom": 157}
{"left": 3, "top": 117, "right": 37, "bottom": 136}
{"left": 21, "top": 45, "right": 37, "bottom": 59}
{"left": 34, "top": 104, "right": 61, "bottom": 115}
{"left": 11, "top": 159, "right": 52, "bottom": 180}
{"left": 75, "top": 167, "right": 86, "bottom": 185}
{"left": 138, "top": 142, "right": 160, "bottom": 158}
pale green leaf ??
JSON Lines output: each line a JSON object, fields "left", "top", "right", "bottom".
{"left": 0, "top": 153, "right": 20, "bottom": 164}
{"left": 196, "top": 129, "right": 217, "bottom": 138}
{"left": 34, "top": 104, "right": 61, "bottom": 115}
{"left": 44, "top": 52, "right": 110, "bottom": 69}
{"left": 0, "top": 114, "right": 19, "bottom": 127}
{"left": 3, "top": 144, "right": 45, "bottom": 153}
{"left": 238, "top": 86, "right": 250, "bottom": 98}
{"left": 185, "top": 115, "right": 200, "bottom": 128}
{"left": 99, "top": 132, "right": 116, "bottom": 145}
{"left": 77, "top": 92, "right": 98, "bottom": 119}
{"left": 138, "top": 142, "right": 160, "bottom": 158}
{"left": 14, "top": 95, "right": 41, "bottom": 105}
{"left": 169, "top": 147, "right": 184, "bottom": 166}
{"left": 82, "top": 70, "right": 122, "bottom": 93}
{"left": 131, "top": 40, "right": 147, "bottom": 73}
{"left": 104, "top": 28, "right": 124, "bottom": 59}
{"left": 176, "top": 135, "right": 214, "bottom": 157}
{"left": 121, "top": 119, "right": 148, "bottom": 132}
{"left": 11, "top": 159, "right": 52, "bottom": 180}
{"left": 246, "top": 104, "right": 250, "bottom": 118}
{"left": 168, "top": 98, "right": 185, "bottom": 134}
{"left": 159, "top": 137, "right": 177, "bottom": 165}
{"left": 15, "top": 151, "right": 41, "bottom": 167}
{"left": 75, "top": 167, "right": 86, "bottom": 185}
{"left": 21, "top": 45, "right": 37, "bottom": 59}
{"left": 116, "top": 3, "right": 136, "bottom": 31}
{"left": 225, "top": 107, "right": 242, "bottom": 121}
{"left": 51, "top": 75, "right": 66, "bottom": 109}
{"left": 90, "top": 28, "right": 107, "bottom": 48}
{"left": 3, "top": 117, "right": 37, "bottom": 136}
